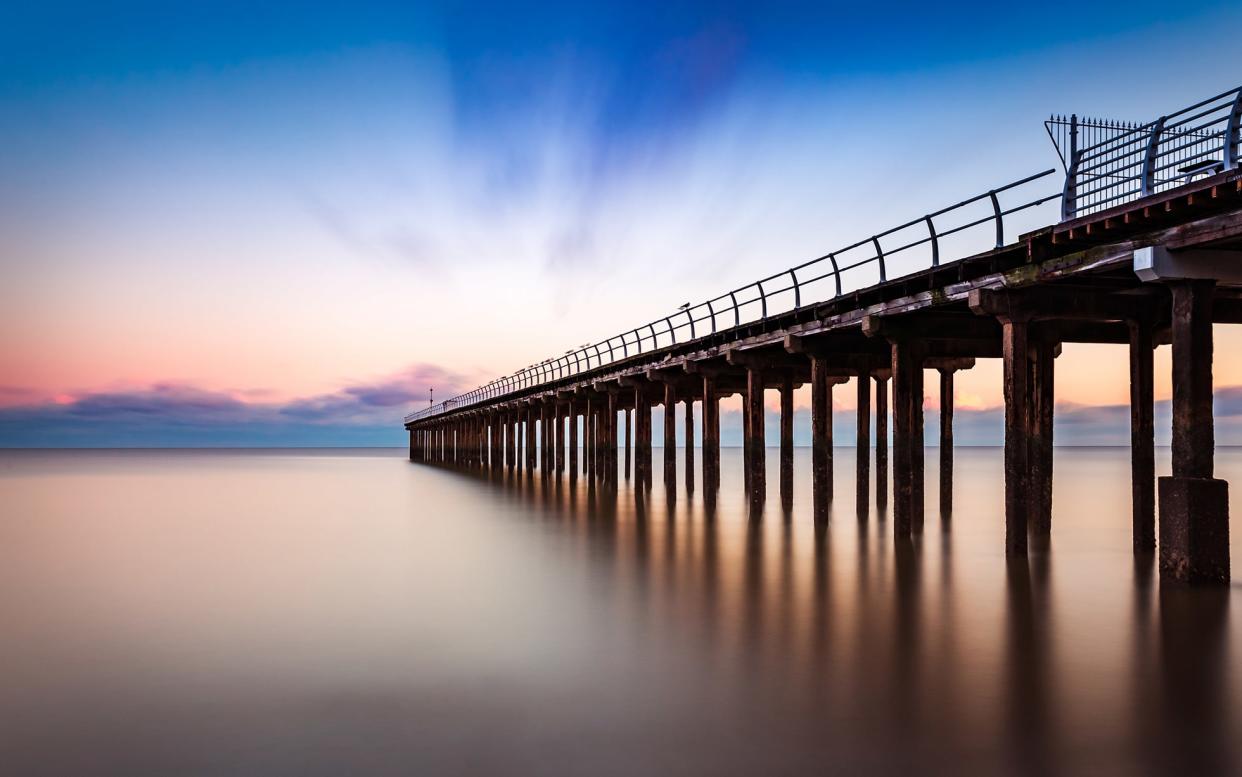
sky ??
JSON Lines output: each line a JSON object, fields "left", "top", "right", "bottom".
{"left": 2, "top": 1, "right": 1241, "bottom": 446}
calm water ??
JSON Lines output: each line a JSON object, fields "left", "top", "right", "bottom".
{"left": 3, "top": 447, "right": 1242, "bottom": 776}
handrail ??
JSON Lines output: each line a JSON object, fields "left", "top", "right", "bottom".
{"left": 1056, "top": 84, "right": 1241, "bottom": 220}
{"left": 404, "top": 167, "right": 1059, "bottom": 424}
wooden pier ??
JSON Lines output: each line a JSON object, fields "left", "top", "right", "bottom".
{"left": 408, "top": 87, "right": 1242, "bottom": 584}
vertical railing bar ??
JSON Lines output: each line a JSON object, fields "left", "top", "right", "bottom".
{"left": 988, "top": 190, "right": 1003, "bottom": 248}
{"left": 828, "top": 252, "right": 842, "bottom": 297}
{"left": 872, "top": 236, "right": 886, "bottom": 282}
{"left": 924, "top": 215, "right": 940, "bottom": 266}
{"left": 789, "top": 269, "right": 801, "bottom": 308}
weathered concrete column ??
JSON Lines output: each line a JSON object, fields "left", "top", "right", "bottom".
{"left": 568, "top": 404, "right": 579, "bottom": 482}
{"left": 1002, "top": 317, "right": 1032, "bottom": 554}
{"left": 663, "top": 383, "right": 677, "bottom": 493}
{"left": 525, "top": 407, "right": 536, "bottom": 472}
{"left": 856, "top": 369, "right": 871, "bottom": 514}
{"left": 607, "top": 391, "right": 619, "bottom": 485}
{"left": 507, "top": 413, "right": 516, "bottom": 471}
{"left": 624, "top": 408, "right": 632, "bottom": 480}
{"left": 810, "top": 357, "right": 834, "bottom": 518}
{"left": 938, "top": 369, "right": 954, "bottom": 517}
{"left": 702, "top": 376, "right": 720, "bottom": 495}
{"left": 636, "top": 388, "right": 653, "bottom": 489}
{"left": 891, "top": 342, "right": 924, "bottom": 536}
{"left": 779, "top": 376, "right": 794, "bottom": 506}
{"left": 875, "top": 373, "right": 889, "bottom": 510}
{"left": 584, "top": 398, "right": 594, "bottom": 479}
{"left": 684, "top": 398, "right": 695, "bottom": 494}
{"left": 556, "top": 402, "right": 566, "bottom": 469}
{"left": 746, "top": 368, "right": 766, "bottom": 505}
{"left": 1161, "top": 280, "right": 1228, "bottom": 583}
{"left": 1029, "top": 340, "right": 1056, "bottom": 538}
{"left": 1129, "top": 319, "right": 1155, "bottom": 552}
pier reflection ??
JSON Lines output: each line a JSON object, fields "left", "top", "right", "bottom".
{"left": 443, "top": 446, "right": 1242, "bottom": 775}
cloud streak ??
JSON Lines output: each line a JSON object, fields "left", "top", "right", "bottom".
{"left": 0, "top": 363, "right": 477, "bottom": 447}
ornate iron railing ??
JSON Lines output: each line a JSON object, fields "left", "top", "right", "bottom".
{"left": 405, "top": 169, "right": 1060, "bottom": 423}
{"left": 1054, "top": 85, "right": 1242, "bottom": 220}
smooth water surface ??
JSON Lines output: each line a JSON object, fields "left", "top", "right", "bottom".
{"left": 3, "top": 447, "right": 1242, "bottom": 776}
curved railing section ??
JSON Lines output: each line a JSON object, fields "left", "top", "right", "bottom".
{"left": 405, "top": 169, "right": 1061, "bottom": 423}
{"left": 1058, "top": 85, "right": 1242, "bottom": 219}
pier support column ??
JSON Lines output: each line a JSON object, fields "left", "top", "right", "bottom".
{"left": 525, "top": 407, "right": 536, "bottom": 473}
{"left": 746, "top": 368, "right": 766, "bottom": 507}
{"left": 585, "top": 398, "right": 595, "bottom": 480}
{"left": 856, "top": 369, "right": 871, "bottom": 515}
{"left": 779, "top": 376, "right": 794, "bottom": 507}
{"left": 607, "top": 392, "right": 618, "bottom": 486}
{"left": 553, "top": 404, "right": 562, "bottom": 474}
{"left": 1161, "top": 280, "right": 1229, "bottom": 583}
{"left": 891, "top": 342, "right": 924, "bottom": 536}
{"left": 703, "top": 377, "right": 720, "bottom": 496}
{"left": 684, "top": 398, "right": 695, "bottom": 494}
{"left": 939, "top": 369, "right": 955, "bottom": 517}
{"left": 1029, "top": 339, "right": 1056, "bottom": 538}
{"left": 810, "top": 357, "right": 835, "bottom": 519}
{"left": 625, "top": 408, "right": 632, "bottom": 480}
{"left": 875, "top": 372, "right": 889, "bottom": 510}
{"left": 507, "top": 414, "right": 516, "bottom": 471}
{"left": 663, "top": 383, "right": 677, "bottom": 493}
{"left": 1129, "top": 319, "right": 1155, "bottom": 552}
{"left": 636, "top": 388, "right": 652, "bottom": 489}
{"left": 568, "top": 404, "right": 579, "bottom": 482}
{"left": 1002, "top": 316, "right": 1032, "bottom": 554}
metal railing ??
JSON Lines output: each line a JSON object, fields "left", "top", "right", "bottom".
{"left": 1056, "top": 85, "right": 1242, "bottom": 220}
{"left": 405, "top": 169, "right": 1060, "bottom": 423}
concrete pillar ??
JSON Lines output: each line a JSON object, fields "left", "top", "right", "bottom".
{"left": 1129, "top": 320, "right": 1155, "bottom": 551}
{"left": 810, "top": 357, "right": 834, "bottom": 518}
{"left": 1029, "top": 340, "right": 1055, "bottom": 537}
{"left": 607, "top": 392, "right": 618, "bottom": 485}
{"left": 703, "top": 376, "right": 720, "bottom": 495}
{"left": 684, "top": 398, "right": 695, "bottom": 494}
{"left": 663, "top": 383, "right": 677, "bottom": 493}
{"left": 1161, "top": 280, "right": 1228, "bottom": 583}
{"left": 525, "top": 407, "right": 536, "bottom": 472}
{"left": 584, "top": 398, "right": 594, "bottom": 479}
{"left": 624, "top": 408, "right": 632, "bottom": 480}
{"left": 636, "top": 388, "right": 652, "bottom": 489}
{"left": 507, "top": 414, "right": 516, "bottom": 471}
{"left": 779, "top": 376, "right": 794, "bottom": 506}
{"left": 409, "top": 429, "right": 415, "bottom": 461}
{"left": 746, "top": 368, "right": 765, "bottom": 505}
{"left": 856, "top": 370, "right": 871, "bottom": 514}
{"left": 875, "top": 374, "right": 889, "bottom": 509}
{"left": 1002, "top": 318, "right": 1031, "bottom": 554}
{"left": 891, "top": 342, "right": 924, "bottom": 535}
{"left": 938, "top": 369, "right": 954, "bottom": 517}
{"left": 568, "top": 405, "right": 579, "bottom": 482}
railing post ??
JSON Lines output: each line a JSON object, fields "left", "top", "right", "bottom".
{"left": 729, "top": 292, "right": 740, "bottom": 327}
{"left": 685, "top": 308, "right": 696, "bottom": 339}
{"left": 789, "top": 269, "right": 801, "bottom": 308}
{"left": 872, "top": 237, "right": 886, "bottom": 282}
{"left": 828, "top": 253, "right": 842, "bottom": 297}
{"left": 665, "top": 316, "right": 676, "bottom": 344}
{"left": 988, "top": 190, "right": 1003, "bottom": 248}
{"left": 924, "top": 216, "right": 939, "bottom": 266}
{"left": 1141, "top": 117, "right": 1167, "bottom": 197}
{"left": 756, "top": 282, "right": 768, "bottom": 318}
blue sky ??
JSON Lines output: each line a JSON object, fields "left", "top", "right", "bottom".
{"left": 2, "top": 1, "right": 1241, "bottom": 446}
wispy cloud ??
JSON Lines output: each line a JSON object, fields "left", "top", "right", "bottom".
{"left": 0, "top": 363, "right": 477, "bottom": 447}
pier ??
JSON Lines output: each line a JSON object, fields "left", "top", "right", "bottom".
{"left": 407, "top": 86, "right": 1242, "bottom": 584}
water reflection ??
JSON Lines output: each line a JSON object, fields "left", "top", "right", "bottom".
{"left": 0, "top": 448, "right": 1239, "bottom": 775}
